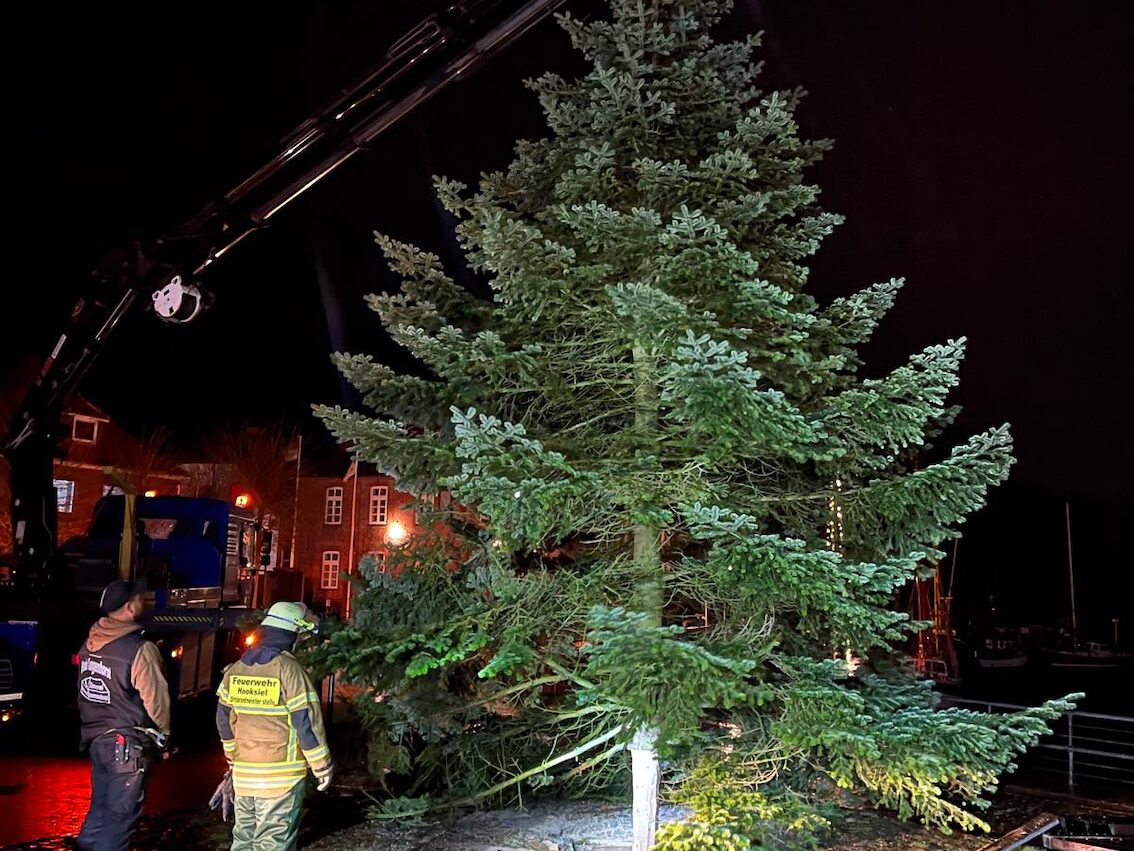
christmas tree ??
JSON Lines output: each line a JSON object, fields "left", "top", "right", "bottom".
{"left": 315, "top": 2, "right": 1075, "bottom": 847}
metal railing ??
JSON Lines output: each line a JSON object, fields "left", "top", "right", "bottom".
{"left": 940, "top": 696, "right": 1134, "bottom": 792}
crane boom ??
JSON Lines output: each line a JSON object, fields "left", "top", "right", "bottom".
{"left": 2, "top": 0, "right": 566, "bottom": 588}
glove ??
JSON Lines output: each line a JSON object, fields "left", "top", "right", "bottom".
{"left": 209, "top": 769, "right": 235, "bottom": 822}
{"left": 314, "top": 762, "right": 334, "bottom": 792}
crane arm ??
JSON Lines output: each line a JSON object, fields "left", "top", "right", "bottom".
{"left": 2, "top": 0, "right": 567, "bottom": 586}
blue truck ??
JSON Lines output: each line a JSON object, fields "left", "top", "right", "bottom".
{"left": 68, "top": 494, "right": 266, "bottom": 699}
{"left": 0, "top": 493, "right": 283, "bottom": 726}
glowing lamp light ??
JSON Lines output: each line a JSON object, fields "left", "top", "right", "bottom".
{"left": 244, "top": 633, "right": 257, "bottom": 648}
{"left": 384, "top": 520, "right": 408, "bottom": 547}
{"left": 234, "top": 493, "right": 252, "bottom": 508}
{"left": 1, "top": 710, "right": 12, "bottom": 723}
{"left": 144, "top": 490, "right": 158, "bottom": 498}
{"left": 171, "top": 645, "right": 184, "bottom": 660}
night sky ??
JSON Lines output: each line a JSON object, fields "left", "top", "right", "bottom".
{"left": 2, "top": 2, "right": 1131, "bottom": 636}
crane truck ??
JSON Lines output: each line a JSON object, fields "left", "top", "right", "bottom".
{"left": 1, "top": 0, "right": 567, "bottom": 726}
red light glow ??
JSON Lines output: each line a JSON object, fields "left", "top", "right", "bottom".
{"left": 244, "top": 634, "right": 256, "bottom": 647}
{"left": 234, "top": 493, "right": 252, "bottom": 508}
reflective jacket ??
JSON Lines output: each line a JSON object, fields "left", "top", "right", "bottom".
{"left": 216, "top": 651, "right": 331, "bottom": 797}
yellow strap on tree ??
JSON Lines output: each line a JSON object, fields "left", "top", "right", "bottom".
{"left": 118, "top": 493, "right": 137, "bottom": 581}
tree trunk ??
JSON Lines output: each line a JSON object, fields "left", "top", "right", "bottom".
{"left": 630, "top": 726, "right": 661, "bottom": 850}
{"left": 631, "top": 343, "right": 662, "bottom": 850}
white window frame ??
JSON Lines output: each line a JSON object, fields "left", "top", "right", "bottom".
{"left": 320, "top": 551, "right": 340, "bottom": 590}
{"left": 54, "top": 479, "right": 76, "bottom": 514}
{"left": 324, "top": 487, "right": 343, "bottom": 525}
{"left": 71, "top": 415, "right": 100, "bottom": 444}
{"left": 368, "top": 485, "right": 389, "bottom": 525}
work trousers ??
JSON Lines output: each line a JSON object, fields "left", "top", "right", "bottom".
{"left": 76, "top": 736, "right": 152, "bottom": 851}
{"left": 231, "top": 784, "right": 306, "bottom": 851}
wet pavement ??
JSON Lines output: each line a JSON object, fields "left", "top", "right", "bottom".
{"left": 0, "top": 748, "right": 228, "bottom": 848}
{"left": 0, "top": 697, "right": 370, "bottom": 850}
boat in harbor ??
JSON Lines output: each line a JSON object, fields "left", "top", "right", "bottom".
{"left": 1041, "top": 503, "right": 1132, "bottom": 670}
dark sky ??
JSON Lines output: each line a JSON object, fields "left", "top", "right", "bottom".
{"left": 2, "top": 2, "right": 1131, "bottom": 632}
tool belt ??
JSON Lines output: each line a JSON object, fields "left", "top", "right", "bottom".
{"left": 94, "top": 726, "right": 163, "bottom": 773}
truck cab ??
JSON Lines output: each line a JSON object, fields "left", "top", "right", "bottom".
{"left": 62, "top": 494, "right": 263, "bottom": 698}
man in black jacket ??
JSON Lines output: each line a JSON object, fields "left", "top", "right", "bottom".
{"left": 76, "top": 579, "right": 171, "bottom": 851}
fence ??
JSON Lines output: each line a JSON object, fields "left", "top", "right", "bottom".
{"left": 940, "top": 696, "right": 1134, "bottom": 792}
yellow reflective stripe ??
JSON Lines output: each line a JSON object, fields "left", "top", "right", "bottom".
{"left": 230, "top": 705, "right": 288, "bottom": 715}
{"left": 302, "top": 745, "right": 329, "bottom": 762}
{"left": 233, "top": 773, "right": 305, "bottom": 783}
{"left": 233, "top": 762, "right": 306, "bottom": 773}
{"left": 221, "top": 739, "right": 236, "bottom": 752}
{"left": 286, "top": 692, "right": 318, "bottom": 710}
{"left": 233, "top": 777, "right": 304, "bottom": 791}
{"left": 233, "top": 771, "right": 305, "bottom": 780}
{"left": 233, "top": 776, "right": 306, "bottom": 789}
{"left": 234, "top": 762, "right": 306, "bottom": 771}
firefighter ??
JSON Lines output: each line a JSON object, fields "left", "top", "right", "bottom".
{"left": 76, "top": 578, "right": 172, "bottom": 851}
{"left": 216, "top": 601, "right": 333, "bottom": 851}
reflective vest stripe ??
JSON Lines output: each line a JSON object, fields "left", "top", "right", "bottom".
{"left": 232, "top": 777, "right": 305, "bottom": 792}
{"left": 285, "top": 692, "right": 318, "bottom": 710}
{"left": 233, "top": 760, "right": 306, "bottom": 772}
{"left": 302, "top": 744, "right": 329, "bottom": 763}
{"left": 229, "top": 705, "right": 289, "bottom": 715}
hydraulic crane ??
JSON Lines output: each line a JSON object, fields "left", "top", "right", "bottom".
{"left": 2, "top": 0, "right": 566, "bottom": 590}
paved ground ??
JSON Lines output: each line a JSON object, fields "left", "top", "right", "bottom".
{"left": 303, "top": 800, "right": 689, "bottom": 851}
{"left": 300, "top": 786, "right": 1134, "bottom": 851}
{"left": 3, "top": 783, "right": 1131, "bottom": 850}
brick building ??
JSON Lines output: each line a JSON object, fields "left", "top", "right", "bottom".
{"left": 1, "top": 398, "right": 189, "bottom": 552}
{"left": 291, "top": 469, "right": 419, "bottom": 617}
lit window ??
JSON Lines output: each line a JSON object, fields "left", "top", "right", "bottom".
{"left": 368, "top": 485, "right": 389, "bottom": 525}
{"left": 71, "top": 416, "right": 99, "bottom": 444}
{"left": 54, "top": 479, "right": 75, "bottom": 514}
{"left": 325, "top": 487, "right": 343, "bottom": 525}
{"left": 320, "top": 551, "right": 340, "bottom": 590}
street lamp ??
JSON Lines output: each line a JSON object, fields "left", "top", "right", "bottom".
{"left": 385, "top": 520, "right": 408, "bottom": 547}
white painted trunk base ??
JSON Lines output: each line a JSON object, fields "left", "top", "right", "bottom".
{"left": 630, "top": 728, "right": 660, "bottom": 851}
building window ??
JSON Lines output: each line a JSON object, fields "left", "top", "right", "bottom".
{"left": 102, "top": 485, "right": 125, "bottom": 497}
{"left": 369, "top": 486, "right": 389, "bottom": 525}
{"left": 321, "top": 551, "right": 340, "bottom": 590}
{"left": 324, "top": 487, "right": 343, "bottom": 525}
{"left": 54, "top": 479, "right": 75, "bottom": 514}
{"left": 71, "top": 416, "right": 99, "bottom": 444}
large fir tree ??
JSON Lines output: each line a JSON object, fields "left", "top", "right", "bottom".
{"left": 314, "top": 2, "right": 1074, "bottom": 847}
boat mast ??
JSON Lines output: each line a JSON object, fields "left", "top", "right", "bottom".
{"left": 1065, "top": 501, "right": 1078, "bottom": 646}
